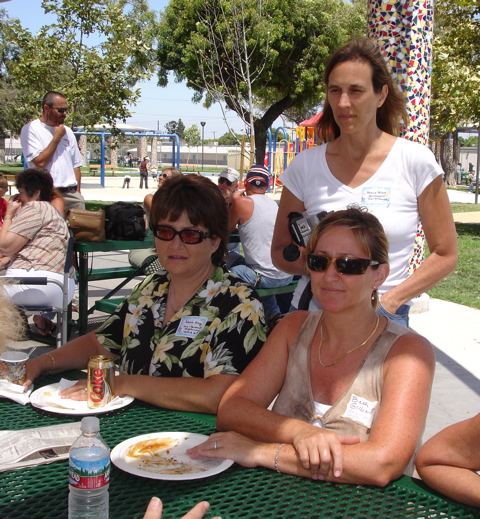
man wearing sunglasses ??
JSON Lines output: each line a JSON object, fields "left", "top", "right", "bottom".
{"left": 228, "top": 165, "right": 293, "bottom": 332}
{"left": 20, "top": 91, "right": 85, "bottom": 213}
{"left": 217, "top": 167, "right": 239, "bottom": 203}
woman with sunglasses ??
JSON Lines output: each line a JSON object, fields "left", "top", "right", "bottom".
{"left": 271, "top": 38, "right": 457, "bottom": 327}
{"left": 24, "top": 175, "right": 265, "bottom": 414}
{"left": 188, "top": 207, "right": 435, "bottom": 485}
{"left": 143, "top": 167, "right": 182, "bottom": 215}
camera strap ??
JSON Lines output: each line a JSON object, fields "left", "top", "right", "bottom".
{"left": 298, "top": 279, "right": 313, "bottom": 310}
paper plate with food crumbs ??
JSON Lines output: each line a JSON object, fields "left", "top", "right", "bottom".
{"left": 111, "top": 432, "right": 233, "bottom": 480}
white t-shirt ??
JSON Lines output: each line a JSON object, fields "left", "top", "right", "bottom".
{"left": 20, "top": 118, "right": 82, "bottom": 188}
{"left": 281, "top": 137, "right": 443, "bottom": 310}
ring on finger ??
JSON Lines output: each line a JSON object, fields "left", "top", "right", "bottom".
{"left": 214, "top": 440, "right": 217, "bottom": 450}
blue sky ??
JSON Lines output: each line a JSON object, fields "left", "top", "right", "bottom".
{"left": 2, "top": 0, "right": 249, "bottom": 138}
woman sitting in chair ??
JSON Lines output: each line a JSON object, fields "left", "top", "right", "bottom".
{"left": 0, "top": 167, "right": 74, "bottom": 335}
{"left": 24, "top": 175, "right": 265, "bottom": 414}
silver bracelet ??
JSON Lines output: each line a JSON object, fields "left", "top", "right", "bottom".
{"left": 274, "top": 443, "right": 285, "bottom": 473}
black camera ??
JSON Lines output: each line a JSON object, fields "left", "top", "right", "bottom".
{"left": 283, "top": 210, "right": 329, "bottom": 262}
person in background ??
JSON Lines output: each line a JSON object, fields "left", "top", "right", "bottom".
{"left": 0, "top": 176, "right": 8, "bottom": 226}
{"left": 123, "top": 174, "right": 131, "bottom": 189}
{"left": 415, "top": 414, "right": 480, "bottom": 508}
{"left": 189, "top": 207, "right": 435, "bottom": 486}
{"left": 20, "top": 91, "right": 85, "bottom": 213}
{"left": 139, "top": 156, "right": 150, "bottom": 189}
{"left": 271, "top": 38, "right": 457, "bottom": 327}
{"left": 0, "top": 168, "right": 75, "bottom": 335}
{"left": 229, "top": 165, "right": 293, "bottom": 332}
{"left": 25, "top": 174, "right": 265, "bottom": 414}
{"left": 143, "top": 167, "right": 182, "bottom": 215}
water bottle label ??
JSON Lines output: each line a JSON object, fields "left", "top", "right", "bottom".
{"left": 69, "top": 455, "right": 110, "bottom": 490}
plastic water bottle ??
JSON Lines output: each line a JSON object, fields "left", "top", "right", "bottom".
{"left": 68, "top": 417, "right": 110, "bottom": 519}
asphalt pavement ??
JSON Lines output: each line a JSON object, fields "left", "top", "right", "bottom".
{"left": 5, "top": 177, "right": 480, "bottom": 446}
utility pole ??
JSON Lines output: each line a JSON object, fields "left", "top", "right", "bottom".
{"left": 200, "top": 121, "right": 206, "bottom": 170}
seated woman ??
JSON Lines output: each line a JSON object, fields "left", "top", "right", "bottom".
{"left": 415, "top": 414, "right": 480, "bottom": 508}
{"left": 188, "top": 206, "right": 435, "bottom": 484}
{"left": 25, "top": 174, "right": 266, "bottom": 414}
{"left": 0, "top": 168, "right": 74, "bottom": 335}
{"left": 144, "top": 167, "right": 182, "bottom": 215}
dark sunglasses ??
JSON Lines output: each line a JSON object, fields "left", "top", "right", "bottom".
{"left": 218, "top": 177, "right": 233, "bottom": 186}
{"left": 160, "top": 173, "right": 170, "bottom": 179}
{"left": 153, "top": 224, "right": 212, "bottom": 244}
{"left": 307, "top": 254, "right": 379, "bottom": 275}
{"left": 52, "top": 107, "right": 68, "bottom": 113}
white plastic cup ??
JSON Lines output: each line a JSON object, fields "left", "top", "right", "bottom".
{"left": 0, "top": 350, "right": 29, "bottom": 385}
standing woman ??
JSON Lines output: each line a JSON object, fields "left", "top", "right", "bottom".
{"left": 139, "top": 156, "right": 150, "bottom": 189}
{"left": 271, "top": 38, "right": 457, "bottom": 326}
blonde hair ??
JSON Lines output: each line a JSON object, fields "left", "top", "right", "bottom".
{"left": 0, "top": 279, "right": 26, "bottom": 353}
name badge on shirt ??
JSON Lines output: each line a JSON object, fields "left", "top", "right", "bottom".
{"left": 342, "top": 394, "right": 378, "bottom": 429}
{"left": 361, "top": 187, "right": 391, "bottom": 207}
{"left": 175, "top": 316, "right": 207, "bottom": 338}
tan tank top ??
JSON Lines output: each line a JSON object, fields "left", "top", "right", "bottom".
{"left": 272, "top": 311, "right": 417, "bottom": 475}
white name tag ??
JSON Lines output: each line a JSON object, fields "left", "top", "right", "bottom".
{"left": 175, "top": 316, "right": 207, "bottom": 338}
{"left": 361, "top": 187, "right": 391, "bottom": 207}
{"left": 342, "top": 394, "right": 378, "bottom": 429}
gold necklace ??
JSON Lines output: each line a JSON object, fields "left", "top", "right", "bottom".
{"left": 317, "top": 315, "right": 380, "bottom": 368}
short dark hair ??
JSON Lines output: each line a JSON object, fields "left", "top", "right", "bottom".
{"left": 317, "top": 38, "right": 408, "bottom": 141}
{"left": 0, "top": 176, "right": 8, "bottom": 190}
{"left": 15, "top": 168, "right": 54, "bottom": 202}
{"left": 150, "top": 174, "right": 229, "bottom": 266}
{"left": 42, "top": 91, "right": 66, "bottom": 108}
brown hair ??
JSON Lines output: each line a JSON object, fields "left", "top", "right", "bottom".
{"left": 15, "top": 168, "right": 53, "bottom": 202}
{"left": 316, "top": 38, "right": 408, "bottom": 142}
{"left": 150, "top": 174, "right": 229, "bottom": 266}
{"left": 0, "top": 176, "right": 8, "bottom": 191}
{"left": 306, "top": 205, "right": 389, "bottom": 308}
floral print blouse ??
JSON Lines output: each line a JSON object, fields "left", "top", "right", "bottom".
{"left": 96, "top": 266, "right": 266, "bottom": 378}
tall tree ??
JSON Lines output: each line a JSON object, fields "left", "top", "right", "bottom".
{"left": 184, "top": 124, "right": 201, "bottom": 164}
{"left": 0, "top": 0, "right": 158, "bottom": 136}
{"left": 156, "top": 0, "right": 366, "bottom": 163}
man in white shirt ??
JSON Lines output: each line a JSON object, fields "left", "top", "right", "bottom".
{"left": 20, "top": 91, "right": 85, "bottom": 212}
{"left": 229, "top": 165, "right": 293, "bottom": 331}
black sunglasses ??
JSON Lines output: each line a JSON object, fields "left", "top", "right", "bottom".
{"left": 52, "top": 107, "right": 68, "bottom": 113}
{"left": 160, "top": 173, "right": 170, "bottom": 179}
{"left": 307, "top": 254, "right": 379, "bottom": 275}
{"left": 218, "top": 177, "right": 233, "bottom": 186}
{"left": 153, "top": 224, "right": 212, "bottom": 244}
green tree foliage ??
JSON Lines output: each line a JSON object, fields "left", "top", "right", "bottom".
{"left": 431, "top": 0, "right": 480, "bottom": 136}
{"left": 156, "top": 0, "right": 366, "bottom": 163}
{"left": 164, "top": 118, "right": 185, "bottom": 139}
{"left": 184, "top": 124, "right": 201, "bottom": 148}
{"left": 459, "top": 135, "right": 478, "bottom": 147}
{"left": 0, "top": 0, "right": 158, "bottom": 136}
{"left": 218, "top": 132, "right": 242, "bottom": 145}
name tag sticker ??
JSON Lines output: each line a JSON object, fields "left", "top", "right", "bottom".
{"left": 342, "top": 394, "right": 378, "bottom": 429}
{"left": 361, "top": 187, "right": 391, "bottom": 207}
{"left": 176, "top": 316, "right": 207, "bottom": 338}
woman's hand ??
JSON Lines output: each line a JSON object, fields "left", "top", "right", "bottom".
{"left": 59, "top": 380, "right": 87, "bottom": 401}
{"left": 292, "top": 426, "right": 360, "bottom": 479}
{"left": 187, "top": 431, "right": 263, "bottom": 468}
{"left": 23, "top": 356, "right": 50, "bottom": 390}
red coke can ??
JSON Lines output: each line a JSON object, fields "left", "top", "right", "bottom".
{"left": 87, "top": 355, "right": 115, "bottom": 408}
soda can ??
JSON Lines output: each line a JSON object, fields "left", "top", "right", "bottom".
{"left": 87, "top": 355, "right": 115, "bottom": 408}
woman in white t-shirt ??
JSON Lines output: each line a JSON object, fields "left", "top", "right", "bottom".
{"left": 271, "top": 38, "right": 457, "bottom": 327}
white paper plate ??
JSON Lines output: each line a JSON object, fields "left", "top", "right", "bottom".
{"left": 111, "top": 432, "right": 234, "bottom": 480}
{"left": 30, "top": 383, "right": 134, "bottom": 415}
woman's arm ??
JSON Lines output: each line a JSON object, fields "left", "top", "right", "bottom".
{"left": 380, "top": 176, "right": 458, "bottom": 313}
{"left": 218, "top": 324, "right": 435, "bottom": 486}
{"left": 416, "top": 414, "right": 480, "bottom": 507}
{"left": 271, "top": 187, "right": 308, "bottom": 275}
{"left": 24, "top": 331, "right": 106, "bottom": 388}
{"left": 114, "top": 373, "right": 238, "bottom": 415}
{"left": 0, "top": 200, "right": 28, "bottom": 255}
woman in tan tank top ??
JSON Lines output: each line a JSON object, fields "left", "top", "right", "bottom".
{"left": 188, "top": 207, "right": 435, "bottom": 486}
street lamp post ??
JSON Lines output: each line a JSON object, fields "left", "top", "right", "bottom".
{"left": 212, "top": 132, "right": 217, "bottom": 168}
{"left": 200, "top": 121, "right": 206, "bottom": 170}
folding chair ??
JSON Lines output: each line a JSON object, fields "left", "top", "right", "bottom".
{"left": 10, "top": 229, "right": 75, "bottom": 348}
